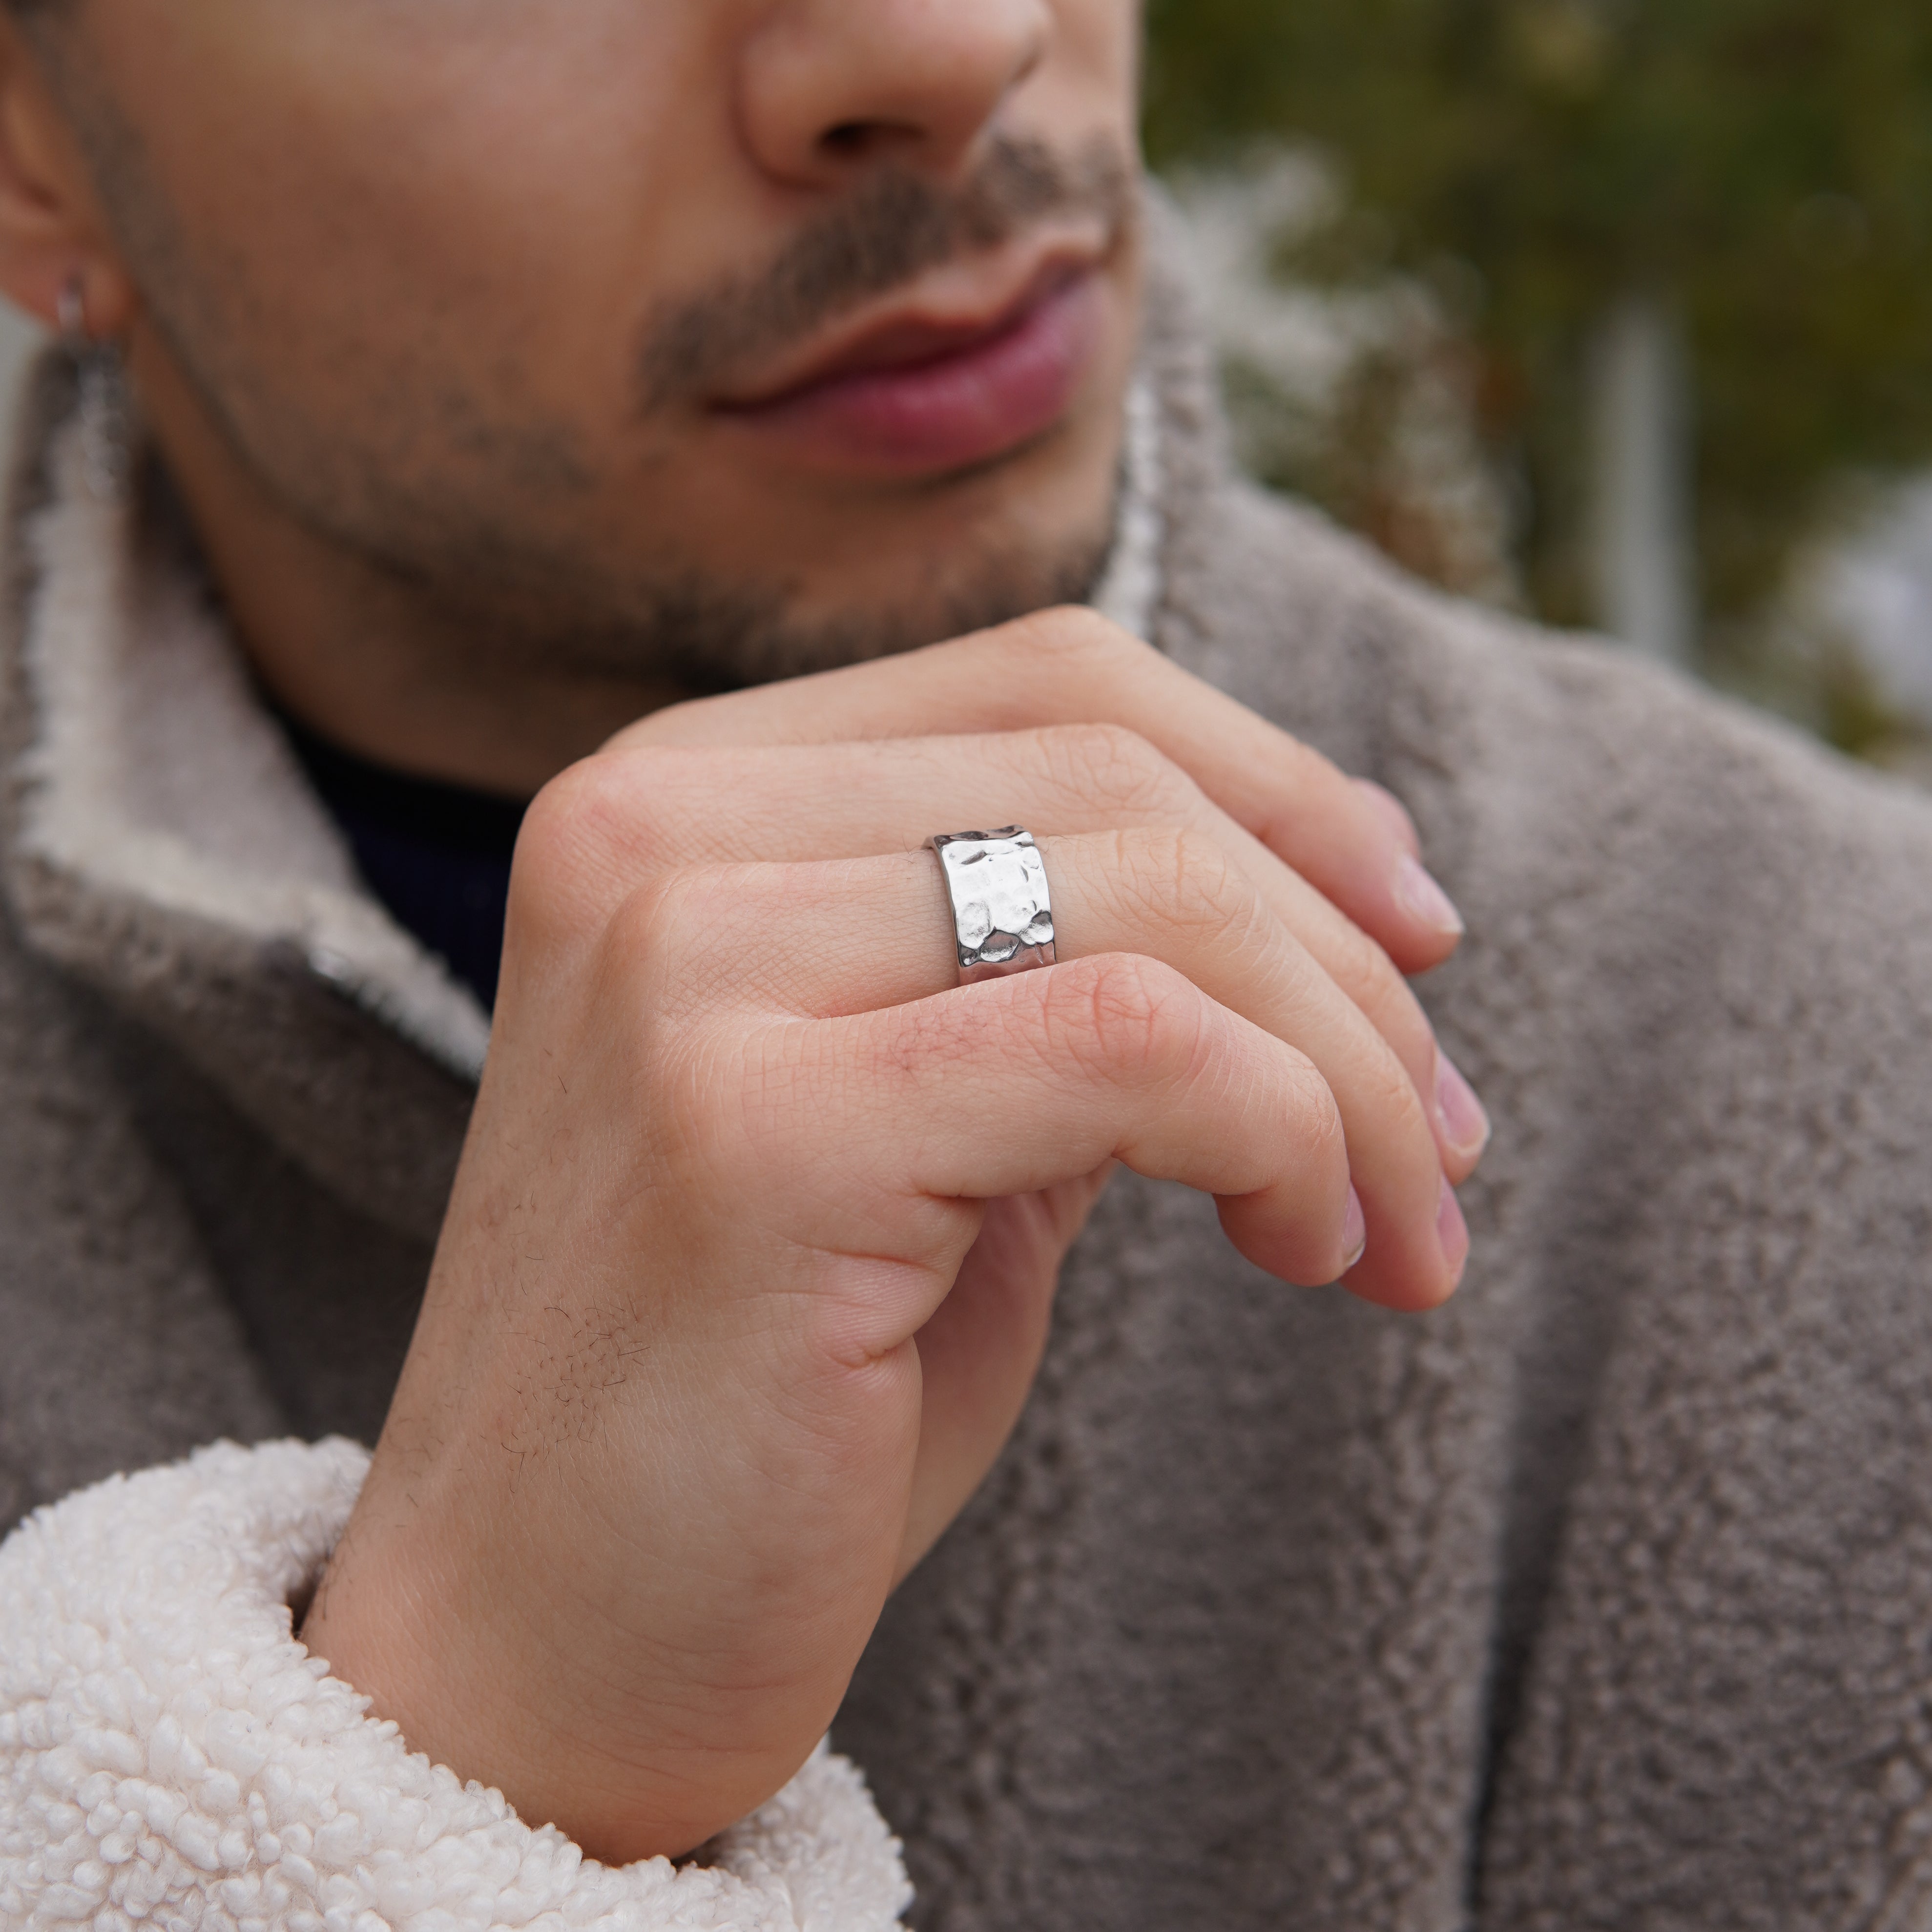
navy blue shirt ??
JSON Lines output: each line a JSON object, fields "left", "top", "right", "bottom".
{"left": 281, "top": 716, "right": 527, "bottom": 1012}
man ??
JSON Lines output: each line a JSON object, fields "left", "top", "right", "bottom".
{"left": 0, "top": 4, "right": 1927, "bottom": 1928}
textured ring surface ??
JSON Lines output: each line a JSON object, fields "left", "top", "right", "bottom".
{"left": 928, "top": 827, "right": 1058, "bottom": 984}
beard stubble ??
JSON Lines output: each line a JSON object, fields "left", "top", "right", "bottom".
{"left": 101, "top": 102, "right": 1142, "bottom": 693}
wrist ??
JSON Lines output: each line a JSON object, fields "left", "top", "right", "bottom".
{"left": 296, "top": 1455, "right": 831, "bottom": 1863}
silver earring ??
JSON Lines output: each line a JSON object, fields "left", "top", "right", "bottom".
{"left": 59, "top": 275, "right": 131, "bottom": 503}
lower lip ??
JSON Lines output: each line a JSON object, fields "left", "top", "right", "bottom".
{"left": 715, "top": 269, "right": 1105, "bottom": 478}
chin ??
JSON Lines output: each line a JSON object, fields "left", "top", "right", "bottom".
{"left": 661, "top": 504, "right": 1117, "bottom": 694}
{"left": 788, "top": 467, "right": 1116, "bottom": 649}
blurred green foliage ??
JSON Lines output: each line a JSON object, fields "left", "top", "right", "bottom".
{"left": 1143, "top": 0, "right": 1932, "bottom": 660}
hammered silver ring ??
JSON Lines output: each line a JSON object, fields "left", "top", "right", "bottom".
{"left": 928, "top": 827, "right": 1057, "bottom": 984}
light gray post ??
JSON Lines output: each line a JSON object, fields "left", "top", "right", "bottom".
{"left": 1588, "top": 295, "right": 1697, "bottom": 665}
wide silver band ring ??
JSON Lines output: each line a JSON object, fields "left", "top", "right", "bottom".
{"left": 928, "top": 827, "right": 1057, "bottom": 985}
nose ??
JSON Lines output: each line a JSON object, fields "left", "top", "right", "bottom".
{"left": 739, "top": 0, "right": 1052, "bottom": 188}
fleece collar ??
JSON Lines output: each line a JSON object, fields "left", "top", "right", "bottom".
{"left": 8, "top": 402, "right": 495, "bottom": 1082}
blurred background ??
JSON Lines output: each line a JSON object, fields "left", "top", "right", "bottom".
{"left": 1145, "top": 0, "right": 1932, "bottom": 779}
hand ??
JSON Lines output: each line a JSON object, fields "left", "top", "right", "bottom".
{"left": 299, "top": 610, "right": 1485, "bottom": 1866}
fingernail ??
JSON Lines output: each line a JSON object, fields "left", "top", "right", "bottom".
{"left": 1395, "top": 854, "right": 1465, "bottom": 938}
{"left": 1341, "top": 1185, "right": 1367, "bottom": 1273}
{"left": 1437, "top": 1176, "right": 1471, "bottom": 1282}
{"left": 1433, "top": 1050, "right": 1491, "bottom": 1162}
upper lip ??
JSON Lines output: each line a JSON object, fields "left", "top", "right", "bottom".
{"left": 711, "top": 235, "right": 1107, "bottom": 414}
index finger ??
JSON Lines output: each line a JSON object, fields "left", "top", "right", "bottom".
{"left": 612, "top": 606, "right": 1464, "bottom": 976}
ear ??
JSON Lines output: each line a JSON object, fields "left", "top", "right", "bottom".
{"left": 0, "top": 17, "right": 135, "bottom": 338}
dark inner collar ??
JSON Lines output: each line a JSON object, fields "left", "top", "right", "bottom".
{"left": 278, "top": 712, "right": 527, "bottom": 1013}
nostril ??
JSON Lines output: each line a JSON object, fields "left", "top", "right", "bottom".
{"left": 821, "top": 122, "right": 873, "bottom": 159}
{"left": 818, "top": 119, "right": 926, "bottom": 165}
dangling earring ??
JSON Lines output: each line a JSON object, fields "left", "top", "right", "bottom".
{"left": 58, "top": 274, "right": 131, "bottom": 503}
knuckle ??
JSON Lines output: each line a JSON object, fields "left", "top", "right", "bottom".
{"left": 604, "top": 861, "right": 699, "bottom": 960}
{"left": 1367, "top": 1044, "right": 1427, "bottom": 1135}
{"left": 1040, "top": 720, "right": 1191, "bottom": 815}
{"left": 510, "top": 752, "right": 662, "bottom": 934}
{"left": 508, "top": 771, "right": 590, "bottom": 924}
{"left": 1046, "top": 951, "right": 1208, "bottom": 1087}
{"left": 601, "top": 862, "right": 748, "bottom": 1019}
{"left": 522, "top": 750, "right": 641, "bottom": 863}
{"left": 1293, "top": 1059, "right": 1350, "bottom": 1172}
{"left": 1001, "top": 601, "right": 1142, "bottom": 672}
{"left": 1340, "top": 1019, "right": 1435, "bottom": 1157}
{"left": 1327, "top": 918, "right": 1438, "bottom": 1066}
{"left": 1112, "top": 825, "right": 1254, "bottom": 947}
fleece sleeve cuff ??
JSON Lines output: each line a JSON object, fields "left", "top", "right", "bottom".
{"left": 0, "top": 1438, "right": 913, "bottom": 1931}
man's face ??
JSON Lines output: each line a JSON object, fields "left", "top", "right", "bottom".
{"left": 51, "top": 0, "right": 1145, "bottom": 687}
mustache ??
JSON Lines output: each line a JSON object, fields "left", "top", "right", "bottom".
{"left": 634, "top": 132, "right": 1138, "bottom": 413}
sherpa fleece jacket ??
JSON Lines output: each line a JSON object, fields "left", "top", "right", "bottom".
{"left": 6, "top": 213, "right": 1932, "bottom": 1932}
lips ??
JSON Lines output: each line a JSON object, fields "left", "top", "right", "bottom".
{"left": 711, "top": 260, "right": 1105, "bottom": 479}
